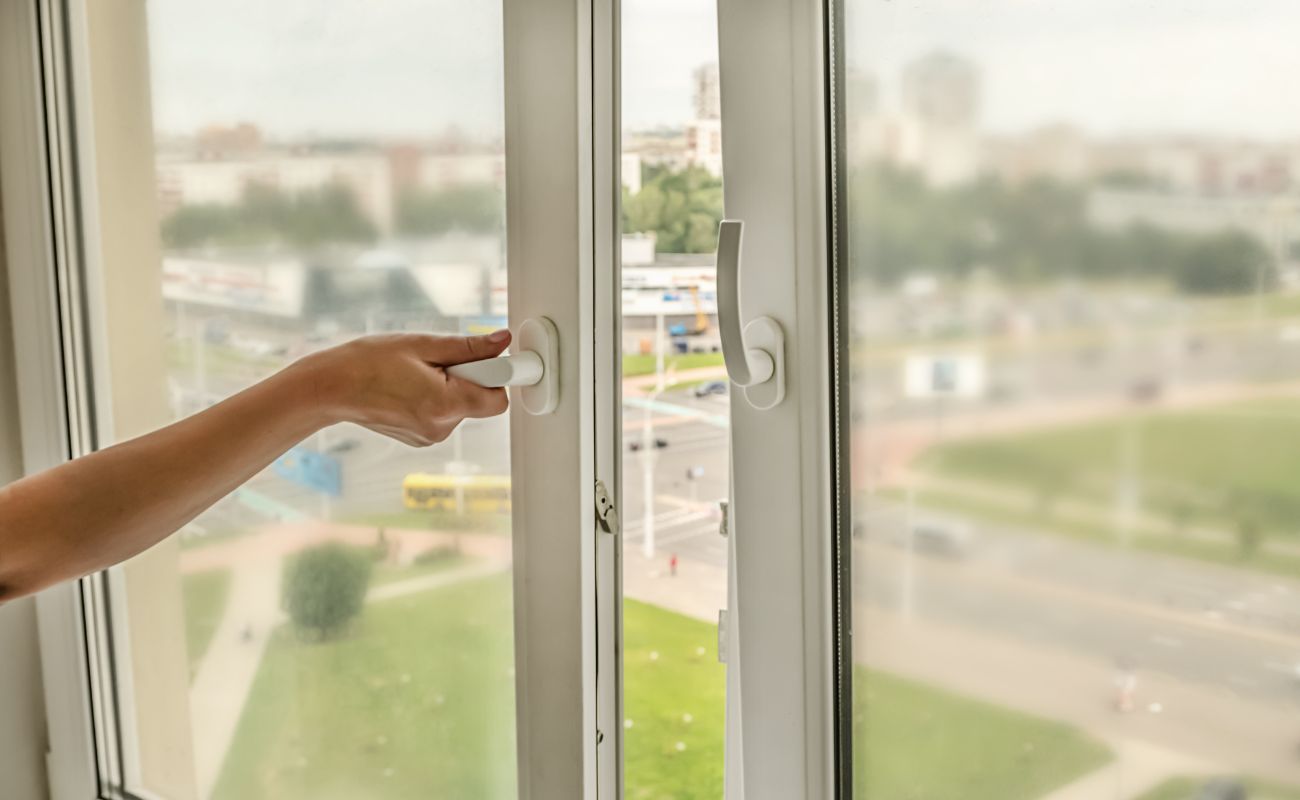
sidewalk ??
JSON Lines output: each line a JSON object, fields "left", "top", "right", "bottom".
{"left": 1043, "top": 738, "right": 1216, "bottom": 800}
{"left": 189, "top": 558, "right": 281, "bottom": 799}
{"left": 623, "top": 551, "right": 725, "bottom": 624}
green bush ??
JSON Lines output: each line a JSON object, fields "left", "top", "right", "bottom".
{"left": 282, "top": 543, "right": 373, "bottom": 640}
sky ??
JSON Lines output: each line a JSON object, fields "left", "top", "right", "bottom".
{"left": 148, "top": 0, "right": 1300, "bottom": 141}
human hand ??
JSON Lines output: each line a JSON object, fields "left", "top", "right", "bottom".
{"left": 293, "top": 330, "right": 512, "bottom": 446}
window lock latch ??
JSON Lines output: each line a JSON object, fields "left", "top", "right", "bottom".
{"left": 595, "top": 479, "right": 619, "bottom": 535}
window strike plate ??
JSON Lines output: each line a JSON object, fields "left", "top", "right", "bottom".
{"left": 595, "top": 479, "right": 619, "bottom": 535}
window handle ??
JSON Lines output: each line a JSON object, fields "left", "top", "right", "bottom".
{"left": 447, "top": 316, "right": 559, "bottom": 415}
{"left": 716, "top": 220, "right": 785, "bottom": 409}
{"left": 447, "top": 351, "right": 542, "bottom": 387}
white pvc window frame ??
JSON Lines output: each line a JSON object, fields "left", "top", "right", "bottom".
{"left": 1, "top": 0, "right": 623, "bottom": 796}
{"left": 716, "top": 0, "right": 848, "bottom": 797}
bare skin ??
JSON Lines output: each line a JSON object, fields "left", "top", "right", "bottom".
{"left": 0, "top": 329, "right": 512, "bottom": 602}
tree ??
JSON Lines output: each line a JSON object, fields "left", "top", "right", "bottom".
{"left": 161, "top": 181, "right": 377, "bottom": 250}
{"left": 623, "top": 165, "right": 724, "bottom": 253}
{"left": 282, "top": 543, "right": 373, "bottom": 639}
{"left": 843, "top": 163, "right": 1277, "bottom": 296}
{"left": 1171, "top": 231, "right": 1271, "bottom": 296}
{"left": 395, "top": 184, "right": 503, "bottom": 236}
{"left": 1235, "top": 516, "right": 1264, "bottom": 560}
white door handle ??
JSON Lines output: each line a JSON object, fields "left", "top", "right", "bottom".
{"left": 716, "top": 220, "right": 784, "bottom": 409}
{"left": 446, "top": 316, "right": 559, "bottom": 415}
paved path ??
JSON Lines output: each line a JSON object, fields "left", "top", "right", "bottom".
{"left": 368, "top": 560, "right": 508, "bottom": 603}
{"left": 623, "top": 550, "right": 726, "bottom": 624}
{"left": 189, "top": 558, "right": 281, "bottom": 800}
{"left": 1043, "top": 738, "right": 1215, "bottom": 800}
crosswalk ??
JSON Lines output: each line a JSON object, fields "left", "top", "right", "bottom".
{"left": 623, "top": 505, "right": 724, "bottom": 558}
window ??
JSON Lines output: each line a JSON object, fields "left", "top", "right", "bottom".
{"left": 620, "top": 2, "right": 731, "bottom": 797}
{"left": 43, "top": 3, "right": 523, "bottom": 797}
{"left": 9, "top": 0, "right": 851, "bottom": 796}
{"left": 844, "top": 2, "right": 1300, "bottom": 798}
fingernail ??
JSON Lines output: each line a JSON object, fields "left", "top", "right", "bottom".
{"left": 488, "top": 328, "right": 510, "bottom": 342}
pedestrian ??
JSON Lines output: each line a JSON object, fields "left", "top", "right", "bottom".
{"left": 670, "top": 553, "right": 678, "bottom": 577}
{"left": 1113, "top": 656, "right": 1138, "bottom": 713}
{"left": 0, "top": 331, "right": 512, "bottom": 602}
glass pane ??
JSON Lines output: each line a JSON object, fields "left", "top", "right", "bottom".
{"left": 621, "top": 1, "right": 729, "bottom": 796}
{"left": 846, "top": 2, "right": 1300, "bottom": 798}
{"left": 106, "top": 4, "right": 515, "bottom": 798}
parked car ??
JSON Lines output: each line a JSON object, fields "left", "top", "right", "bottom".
{"left": 327, "top": 438, "right": 361, "bottom": 455}
{"left": 892, "top": 515, "right": 974, "bottom": 558}
{"left": 1193, "top": 778, "right": 1246, "bottom": 800}
{"left": 693, "top": 380, "right": 728, "bottom": 398}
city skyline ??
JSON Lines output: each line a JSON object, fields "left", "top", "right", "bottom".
{"left": 148, "top": 0, "right": 1300, "bottom": 141}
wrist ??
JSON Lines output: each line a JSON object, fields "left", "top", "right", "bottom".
{"left": 276, "top": 353, "right": 348, "bottom": 433}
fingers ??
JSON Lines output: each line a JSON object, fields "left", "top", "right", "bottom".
{"left": 411, "top": 330, "right": 511, "bottom": 366}
{"left": 440, "top": 379, "right": 510, "bottom": 419}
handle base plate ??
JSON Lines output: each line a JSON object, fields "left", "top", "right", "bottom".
{"left": 517, "top": 316, "right": 559, "bottom": 415}
{"left": 740, "top": 316, "right": 784, "bottom": 410}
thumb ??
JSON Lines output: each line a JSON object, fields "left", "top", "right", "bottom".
{"left": 414, "top": 329, "right": 512, "bottom": 366}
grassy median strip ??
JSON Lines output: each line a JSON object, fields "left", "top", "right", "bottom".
{"left": 623, "top": 351, "right": 724, "bottom": 378}
{"left": 895, "top": 486, "right": 1300, "bottom": 582}
{"left": 924, "top": 398, "right": 1300, "bottom": 543}
{"left": 182, "top": 568, "right": 232, "bottom": 682}
{"left": 855, "top": 670, "right": 1110, "bottom": 800}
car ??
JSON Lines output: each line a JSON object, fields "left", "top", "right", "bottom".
{"left": 892, "top": 516, "right": 974, "bottom": 558}
{"left": 326, "top": 438, "right": 361, "bottom": 455}
{"left": 693, "top": 380, "right": 728, "bottom": 398}
{"left": 1193, "top": 778, "right": 1246, "bottom": 800}
{"left": 1129, "top": 377, "right": 1162, "bottom": 403}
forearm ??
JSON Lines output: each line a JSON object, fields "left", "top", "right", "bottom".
{"left": 0, "top": 361, "right": 333, "bottom": 599}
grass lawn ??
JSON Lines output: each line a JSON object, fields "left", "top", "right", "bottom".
{"left": 212, "top": 574, "right": 518, "bottom": 800}
{"left": 370, "top": 553, "right": 472, "bottom": 587}
{"left": 1137, "top": 776, "right": 1300, "bottom": 800}
{"left": 923, "top": 398, "right": 1300, "bottom": 550}
{"left": 182, "top": 568, "right": 232, "bottom": 681}
{"left": 624, "top": 601, "right": 727, "bottom": 800}
{"left": 208, "top": 588, "right": 1107, "bottom": 799}
{"left": 623, "top": 351, "right": 724, "bottom": 378}
{"left": 854, "top": 669, "right": 1110, "bottom": 800}
{"left": 901, "top": 486, "right": 1300, "bottom": 582}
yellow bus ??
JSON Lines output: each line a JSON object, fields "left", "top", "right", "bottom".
{"left": 402, "top": 473, "right": 511, "bottom": 514}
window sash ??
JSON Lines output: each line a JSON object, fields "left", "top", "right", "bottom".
{"left": 6, "top": 0, "right": 623, "bottom": 796}
{"left": 716, "top": 0, "right": 845, "bottom": 796}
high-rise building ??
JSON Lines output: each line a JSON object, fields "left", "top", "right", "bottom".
{"left": 683, "top": 62, "right": 724, "bottom": 176}
{"left": 897, "top": 51, "right": 982, "bottom": 186}
{"left": 693, "top": 63, "right": 721, "bottom": 121}
{"left": 901, "top": 51, "right": 978, "bottom": 128}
